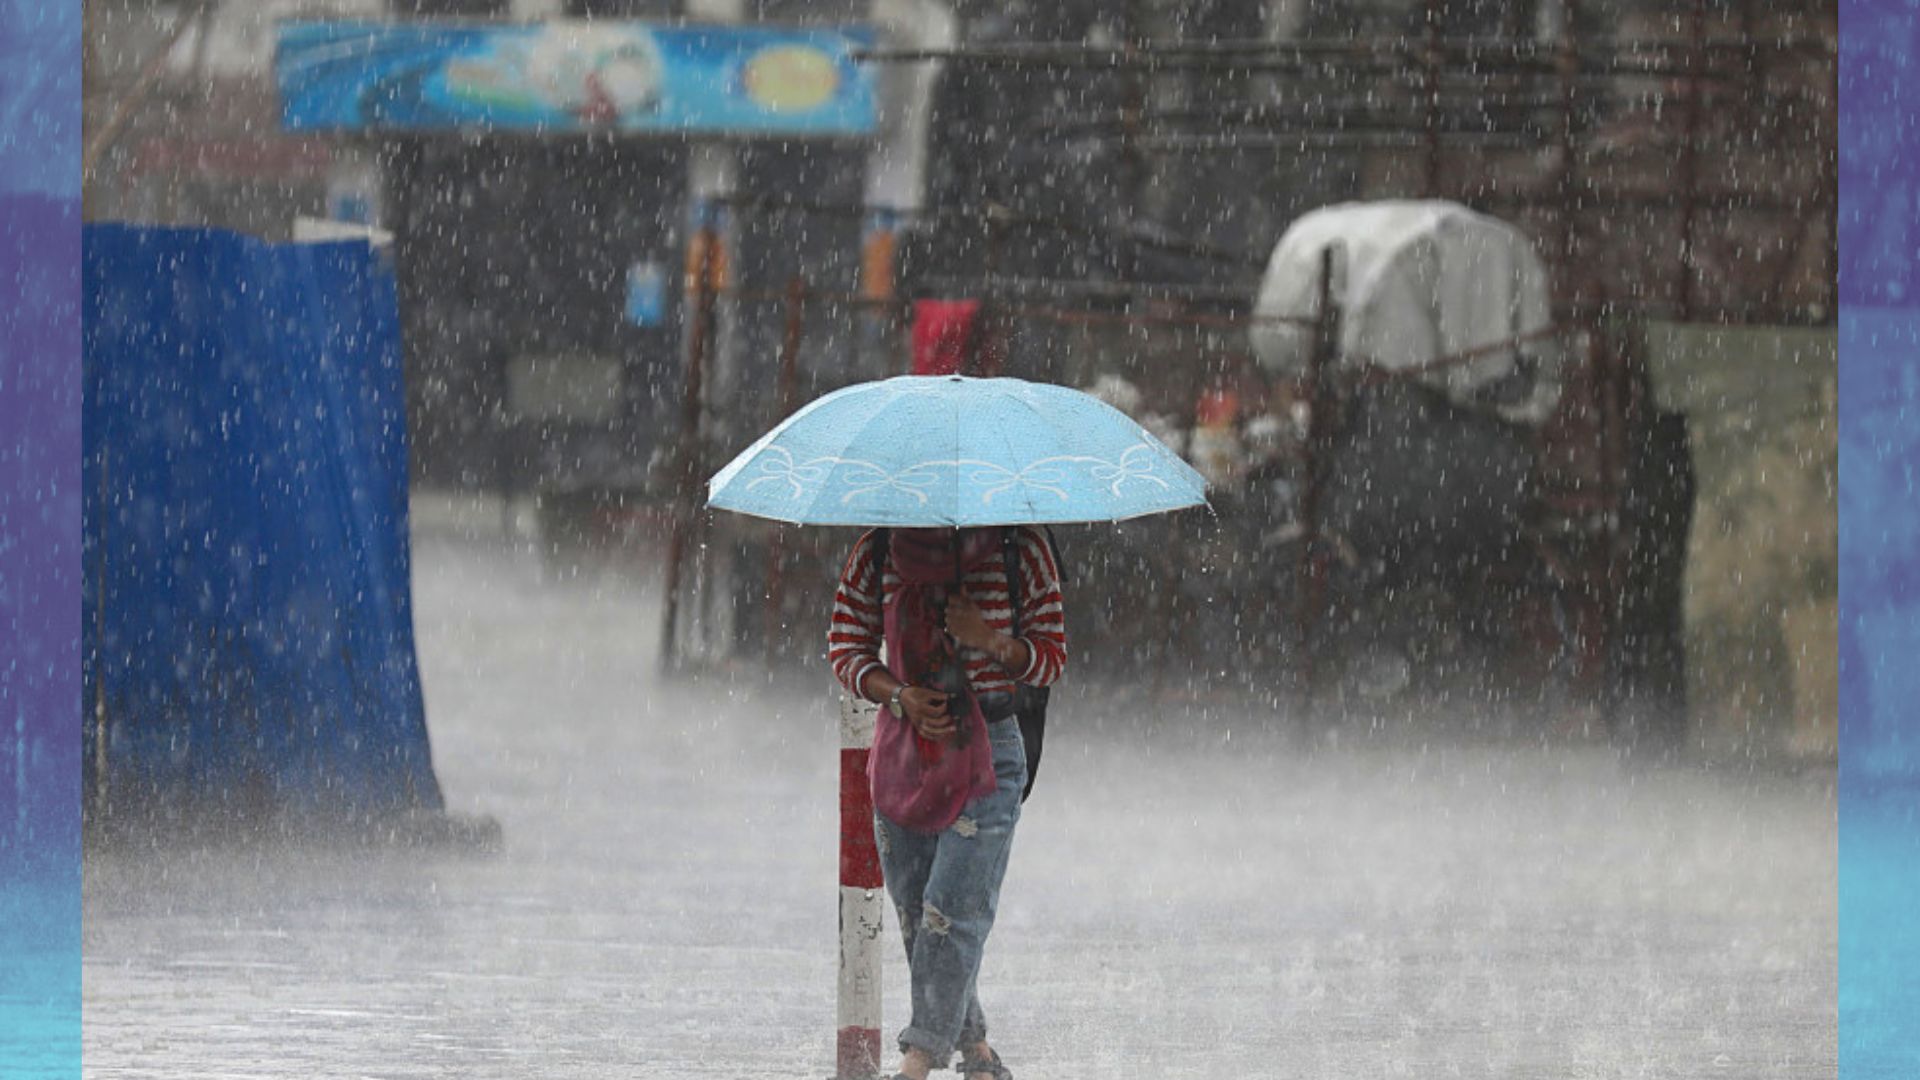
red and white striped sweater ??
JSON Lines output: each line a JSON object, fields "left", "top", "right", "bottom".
{"left": 829, "top": 527, "right": 1067, "bottom": 702}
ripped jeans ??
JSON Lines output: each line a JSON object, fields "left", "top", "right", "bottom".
{"left": 874, "top": 715, "right": 1028, "bottom": 1067}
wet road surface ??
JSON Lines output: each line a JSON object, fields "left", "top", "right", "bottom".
{"left": 82, "top": 508, "right": 1836, "bottom": 1078}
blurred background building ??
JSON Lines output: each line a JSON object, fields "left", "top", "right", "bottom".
{"left": 81, "top": 0, "right": 1838, "bottom": 756}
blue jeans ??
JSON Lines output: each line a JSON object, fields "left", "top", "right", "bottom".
{"left": 875, "top": 716, "right": 1028, "bottom": 1067}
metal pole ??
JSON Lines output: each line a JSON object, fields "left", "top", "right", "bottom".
{"left": 764, "top": 276, "right": 808, "bottom": 666}
{"left": 1121, "top": 0, "right": 1148, "bottom": 284}
{"left": 1595, "top": 308, "right": 1628, "bottom": 727}
{"left": 859, "top": 208, "right": 901, "bottom": 379}
{"left": 1677, "top": 0, "right": 1706, "bottom": 321}
{"left": 1422, "top": 0, "right": 1443, "bottom": 197}
{"left": 682, "top": 0, "right": 745, "bottom": 667}
{"left": 1556, "top": 0, "right": 1581, "bottom": 307}
{"left": 659, "top": 222, "right": 718, "bottom": 672}
{"left": 837, "top": 694, "right": 885, "bottom": 1079}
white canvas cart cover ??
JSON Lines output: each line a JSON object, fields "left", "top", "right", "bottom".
{"left": 1249, "top": 200, "right": 1563, "bottom": 425}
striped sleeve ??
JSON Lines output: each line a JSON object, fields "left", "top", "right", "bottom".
{"left": 827, "top": 530, "right": 885, "bottom": 699}
{"left": 1011, "top": 527, "right": 1067, "bottom": 687}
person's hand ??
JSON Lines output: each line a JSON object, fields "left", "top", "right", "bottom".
{"left": 945, "top": 591, "right": 996, "bottom": 651}
{"left": 899, "top": 685, "right": 956, "bottom": 740}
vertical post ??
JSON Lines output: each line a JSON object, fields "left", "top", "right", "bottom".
{"left": 837, "top": 694, "right": 885, "bottom": 1080}
{"left": 1594, "top": 311, "right": 1628, "bottom": 725}
{"left": 975, "top": 205, "right": 1010, "bottom": 379}
{"left": 684, "top": 0, "right": 744, "bottom": 663}
{"left": 684, "top": 0, "right": 746, "bottom": 404}
{"left": 1120, "top": 0, "right": 1148, "bottom": 285}
{"left": 764, "top": 276, "right": 808, "bottom": 666}
{"left": 859, "top": 208, "right": 901, "bottom": 379}
{"left": 660, "top": 219, "right": 719, "bottom": 672}
{"left": 1677, "top": 0, "right": 1705, "bottom": 321}
{"left": 1555, "top": 0, "right": 1581, "bottom": 306}
{"left": 1294, "top": 247, "right": 1339, "bottom": 702}
{"left": 1422, "top": 0, "right": 1443, "bottom": 198}
{"left": 864, "top": 0, "right": 957, "bottom": 375}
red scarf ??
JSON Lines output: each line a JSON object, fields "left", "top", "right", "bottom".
{"left": 884, "top": 528, "right": 1001, "bottom": 756}
{"left": 870, "top": 528, "right": 1001, "bottom": 831}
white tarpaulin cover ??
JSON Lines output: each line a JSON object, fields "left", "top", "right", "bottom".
{"left": 1249, "top": 200, "right": 1563, "bottom": 425}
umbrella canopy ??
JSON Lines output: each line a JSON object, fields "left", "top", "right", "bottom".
{"left": 708, "top": 375, "right": 1209, "bottom": 527}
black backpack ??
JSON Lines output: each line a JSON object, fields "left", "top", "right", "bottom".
{"left": 870, "top": 527, "right": 1056, "bottom": 802}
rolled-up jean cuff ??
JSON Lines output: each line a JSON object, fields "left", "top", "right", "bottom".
{"left": 899, "top": 1026, "right": 955, "bottom": 1068}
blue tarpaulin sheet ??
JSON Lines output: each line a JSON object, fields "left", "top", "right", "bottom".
{"left": 82, "top": 225, "right": 442, "bottom": 821}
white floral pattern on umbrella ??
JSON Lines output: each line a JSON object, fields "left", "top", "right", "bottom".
{"left": 709, "top": 376, "right": 1207, "bottom": 527}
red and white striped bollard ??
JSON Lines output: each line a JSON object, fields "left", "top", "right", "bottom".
{"left": 837, "top": 693, "right": 885, "bottom": 1078}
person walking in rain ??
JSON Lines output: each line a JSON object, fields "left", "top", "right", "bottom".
{"left": 829, "top": 525, "right": 1067, "bottom": 1080}
{"left": 710, "top": 374, "right": 1196, "bottom": 1075}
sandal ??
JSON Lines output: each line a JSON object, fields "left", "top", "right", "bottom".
{"left": 958, "top": 1048, "right": 1014, "bottom": 1080}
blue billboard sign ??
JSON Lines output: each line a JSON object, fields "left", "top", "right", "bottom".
{"left": 276, "top": 20, "right": 876, "bottom": 137}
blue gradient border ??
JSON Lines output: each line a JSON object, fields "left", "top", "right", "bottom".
{"left": 0, "top": 3, "right": 1903, "bottom": 1077}
{"left": 1839, "top": 1, "right": 1920, "bottom": 1075}
{"left": 0, "top": 1, "right": 82, "bottom": 1077}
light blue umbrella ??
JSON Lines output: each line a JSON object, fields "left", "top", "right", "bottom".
{"left": 708, "top": 375, "right": 1209, "bottom": 526}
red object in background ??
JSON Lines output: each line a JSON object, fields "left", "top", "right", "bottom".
{"left": 1195, "top": 385, "right": 1241, "bottom": 427}
{"left": 912, "top": 299, "right": 1000, "bottom": 376}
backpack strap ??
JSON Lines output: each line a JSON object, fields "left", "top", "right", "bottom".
{"left": 870, "top": 527, "right": 891, "bottom": 658}
{"left": 1002, "top": 526, "right": 1054, "bottom": 803}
